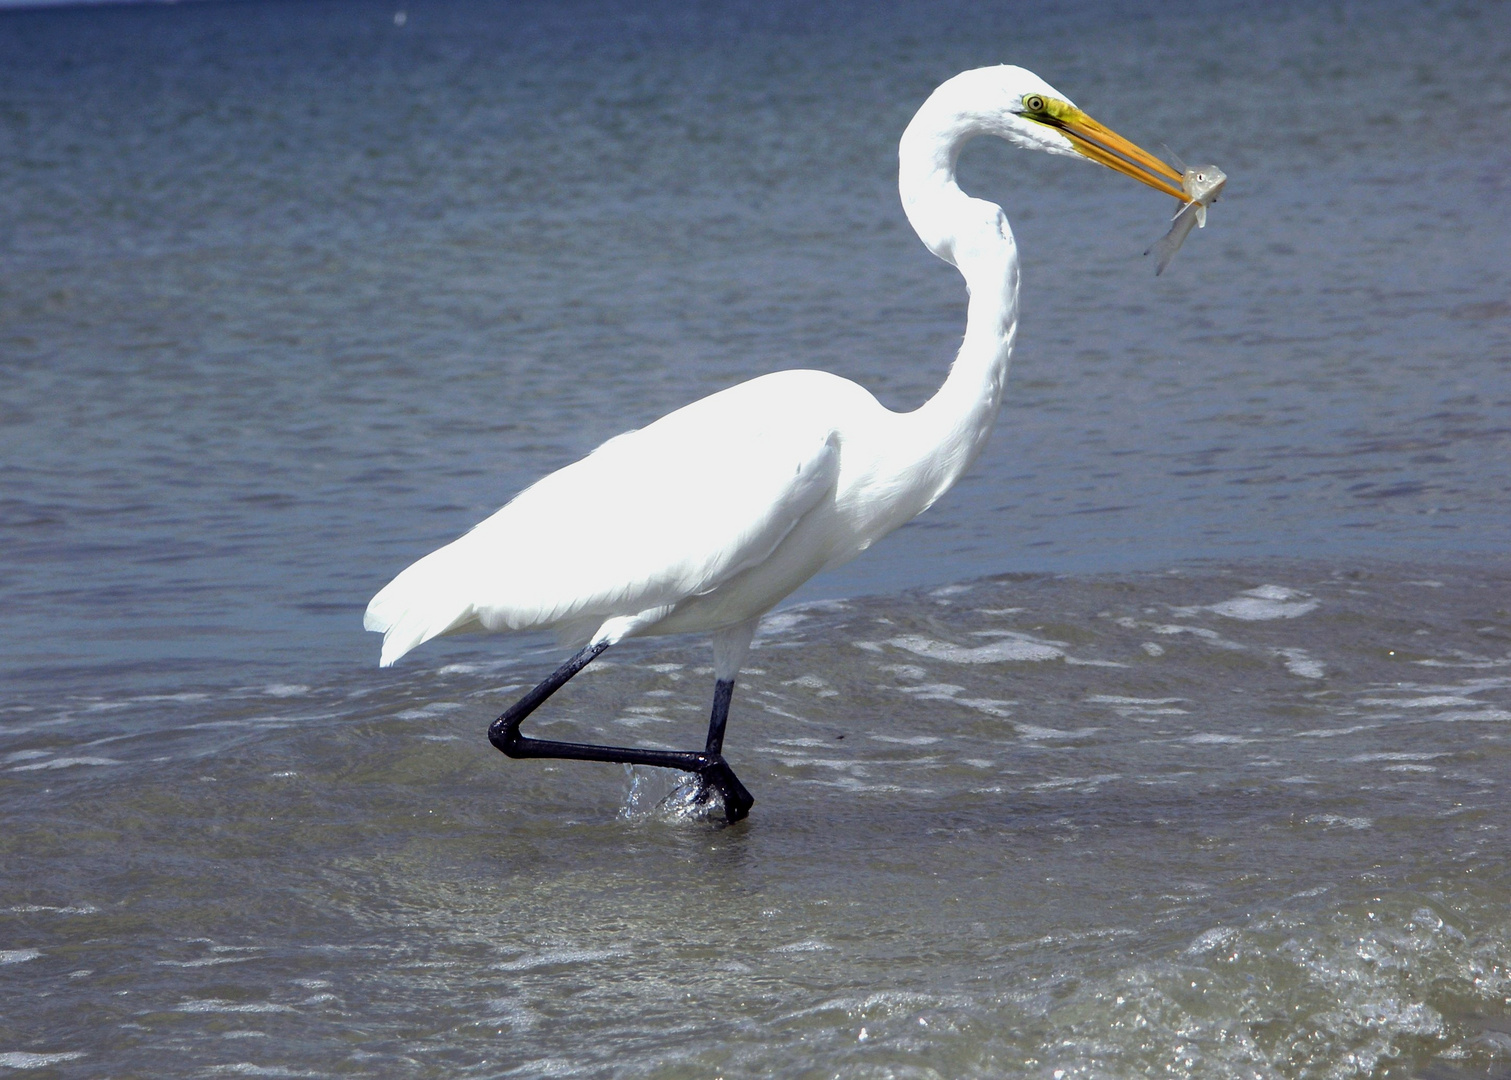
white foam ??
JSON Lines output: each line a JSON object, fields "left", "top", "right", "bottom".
{"left": 1016, "top": 724, "right": 1099, "bottom": 740}
{"left": 393, "top": 702, "right": 463, "bottom": 720}
{"left": 157, "top": 956, "right": 258, "bottom": 968}
{"left": 493, "top": 948, "right": 624, "bottom": 972}
{"left": 0, "top": 950, "right": 41, "bottom": 965}
{"left": 173, "top": 1000, "right": 296, "bottom": 1014}
{"left": 1186, "top": 927, "right": 1241, "bottom": 955}
{"left": 759, "top": 703, "right": 805, "bottom": 721}
{"left": 1356, "top": 695, "right": 1478, "bottom": 708}
{"left": 1432, "top": 709, "right": 1511, "bottom": 722}
{"left": 756, "top": 611, "right": 810, "bottom": 638}
{"left": 76, "top": 700, "right": 132, "bottom": 713}
{"left": 0, "top": 1053, "right": 87, "bottom": 1069}
{"left": 10, "top": 757, "right": 119, "bottom": 771}
{"left": 1027, "top": 773, "right": 1122, "bottom": 791}
{"left": 773, "top": 939, "right": 834, "bottom": 953}
{"left": 1348, "top": 752, "right": 1449, "bottom": 763}
{"left": 1247, "top": 584, "right": 1305, "bottom": 601}
{"left": 954, "top": 698, "right": 1015, "bottom": 718}
{"left": 1087, "top": 696, "right": 1186, "bottom": 705}
{"left": 1160, "top": 624, "right": 1219, "bottom": 638}
{"left": 1087, "top": 696, "right": 1189, "bottom": 720}
{"left": 782, "top": 675, "right": 838, "bottom": 697}
{"left": 891, "top": 683, "right": 1014, "bottom": 716}
{"left": 1208, "top": 585, "right": 1320, "bottom": 621}
{"left": 1305, "top": 814, "right": 1373, "bottom": 830}
{"left": 887, "top": 634, "right": 1064, "bottom": 664}
{"left": 6, "top": 905, "right": 97, "bottom": 915}
{"left": 613, "top": 716, "right": 669, "bottom": 729}
{"left": 1414, "top": 654, "right": 1511, "bottom": 669}
{"left": 930, "top": 584, "right": 973, "bottom": 598}
{"left": 1276, "top": 648, "right": 1326, "bottom": 679}
{"left": 796, "top": 775, "right": 909, "bottom": 793}
{"left": 897, "top": 682, "right": 965, "bottom": 700}
{"left": 1148, "top": 623, "right": 1242, "bottom": 649}
{"left": 770, "top": 756, "right": 857, "bottom": 770}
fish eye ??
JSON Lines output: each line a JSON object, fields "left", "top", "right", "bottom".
{"left": 1022, "top": 94, "right": 1046, "bottom": 114}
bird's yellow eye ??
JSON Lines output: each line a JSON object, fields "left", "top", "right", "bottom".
{"left": 1022, "top": 94, "right": 1046, "bottom": 114}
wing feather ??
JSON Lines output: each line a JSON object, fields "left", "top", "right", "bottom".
{"left": 365, "top": 381, "right": 844, "bottom": 666}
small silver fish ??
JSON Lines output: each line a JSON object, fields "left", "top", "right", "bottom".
{"left": 1146, "top": 163, "right": 1226, "bottom": 275}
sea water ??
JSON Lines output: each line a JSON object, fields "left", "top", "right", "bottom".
{"left": 2, "top": 0, "right": 1509, "bottom": 1076}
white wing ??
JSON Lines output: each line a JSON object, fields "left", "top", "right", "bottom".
{"left": 365, "top": 377, "right": 845, "bottom": 666}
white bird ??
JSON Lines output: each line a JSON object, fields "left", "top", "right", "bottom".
{"left": 365, "top": 65, "right": 1188, "bottom": 821}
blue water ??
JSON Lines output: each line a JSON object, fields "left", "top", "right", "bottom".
{"left": 2, "top": 1, "right": 1509, "bottom": 1076}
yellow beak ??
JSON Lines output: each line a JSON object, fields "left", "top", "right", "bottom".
{"left": 1042, "top": 106, "right": 1187, "bottom": 201}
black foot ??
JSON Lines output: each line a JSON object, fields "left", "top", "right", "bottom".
{"left": 657, "top": 755, "right": 754, "bottom": 823}
{"left": 697, "top": 755, "right": 754, "bottom": 823}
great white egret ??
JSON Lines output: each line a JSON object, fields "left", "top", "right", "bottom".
{"left": 365, "top": 65, "right": 1188, "bottom": 821}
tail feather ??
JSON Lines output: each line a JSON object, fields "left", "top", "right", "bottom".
{"left": 364, "top": 550, "right": 480, "bottom": 667}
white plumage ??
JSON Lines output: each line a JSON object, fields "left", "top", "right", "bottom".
{"left": 366, "top": 65, "right": 1186, "bottom": 682}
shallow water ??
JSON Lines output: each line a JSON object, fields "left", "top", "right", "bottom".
{"left": 5, "top": 564, "right": 1511, "bottom": 1077}
{"left": 2, "top": 0, "right": 1511, "bottom": 1076}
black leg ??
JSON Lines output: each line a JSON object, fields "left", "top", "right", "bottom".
{"left": 487, "top": 643, "right": 754, "bottom": 822}
{"left": 705, "top": 679, "right": 735, "bottom": 754}
{"left": 696, "top": 679, "right": 752, "bottom": 820}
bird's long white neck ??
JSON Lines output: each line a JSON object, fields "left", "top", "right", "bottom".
{"left": 890, "top": 84, "right": 1021, "bottom": 511}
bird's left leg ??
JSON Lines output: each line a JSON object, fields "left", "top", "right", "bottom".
{"left": 488, "top": 640, "right": 715, "bottom": 776}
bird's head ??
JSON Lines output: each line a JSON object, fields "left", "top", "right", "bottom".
{"left": 946, "top": 66, "right": 1188, "bottom": 201}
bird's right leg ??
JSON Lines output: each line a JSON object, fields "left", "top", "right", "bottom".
{"left": 679, "top": 617, "right": 760, "bottom": 820}
{"left": 691, "top": 676, "right": 753, "bottom": 821}
{"left": 487, "top": 639, "right": 753, "bottom": 821}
